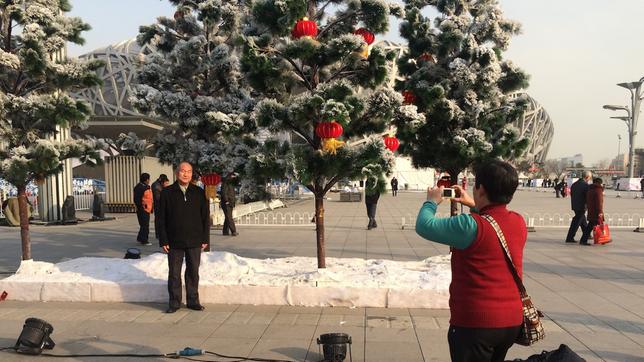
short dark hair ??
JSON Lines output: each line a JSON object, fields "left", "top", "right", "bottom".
{"left": 474, "top": 159, "right": 518, "bottom": 204}
{"left": 593, "top": 177, "right": 602, "bottom": 185}
{"left": 140, "top": 173, "right": 150, "bottom": 183}
{"left": 158, "top": 174, "right": 169, "bottom": 182}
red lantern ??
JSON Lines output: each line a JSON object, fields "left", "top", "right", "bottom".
{"left": 315, "top": 121, "right": 343, "bottom": 139}
{"left": 417, "top": 53, "right": 436, "bottom": 63}
{"left": 201, "top": 173, "right": 221, "bottom": 186}
{"left": 354, "top": 28, "right": 375, "bottom": 45}
{"left": 402, "top": 90, "right": 416, "bottom": 105}
{"left": 292, "top": 17, "right": 318, "bottom": 39}
{"left": 384, "top": 135, "right": 399, "bottom": 152}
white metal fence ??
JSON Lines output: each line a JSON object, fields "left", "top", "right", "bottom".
{"left": 1, "top": 192, "right": 105, "bottom": 219}
{"left": 401, "top": 212, "right": 644, "bottom": 231}
{"left": 234, "top": 211, "right": 316, "bottom": 226}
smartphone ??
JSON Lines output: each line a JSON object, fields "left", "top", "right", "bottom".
{"left": 442, "top": 188, "right": 455, "bottom": 198}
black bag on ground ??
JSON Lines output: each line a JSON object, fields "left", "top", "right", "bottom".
{"left": 510, "top": 344, "right": 586, "bottom": 362}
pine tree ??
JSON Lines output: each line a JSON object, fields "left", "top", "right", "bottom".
{"left": 0, "top": 0, "right": 103, "bottom": 260}
{"left": 132, "top": 0, "right": 261, "bottom": 190}
{"left": 394, "top": 0, "right": 530, "bottom": 214}
{"left": 242, "top": 0, "right": 416, "bottom": 268}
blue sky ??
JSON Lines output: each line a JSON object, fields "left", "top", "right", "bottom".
{"left": 68, "top": 0, "right": 644, "bottom": 166}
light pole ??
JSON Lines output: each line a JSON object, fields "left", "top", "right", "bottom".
{"left": 603, "top": 77, "right": 643, "bottom": 178}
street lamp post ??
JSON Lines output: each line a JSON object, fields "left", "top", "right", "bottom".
{"left": 603, "top": 77, "right": 643, "bottom": 178}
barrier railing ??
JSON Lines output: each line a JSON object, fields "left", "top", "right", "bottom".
{"left": 235, "top": 211, "right": 315, "bottom": 226}
{"left": 401, "top": 212, "right": 644, "bottom": 231}
{"left": 73, "top": 192, "right": 105, "bottom": 211}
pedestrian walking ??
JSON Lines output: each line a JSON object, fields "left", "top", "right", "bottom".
{"left": 151, "top": 174, "right": 170, "bottom": 240}
{"left": 221, "top": 174, "right": 238, "bottom": 236}
{"left": 565, "top": 171, "right": 591, "bottom": 244}
{"left": 415, "top": 160, "right": 526, "bottom": 362}
{"left": 158, "top": 162, "right": 209, "bottom": 313}
{"left": 365, "top": 177, "right": 382, "bottom": 230}
{"left": 133, "top": 173, "right": 153, "bottom": 246}
{"left": 390, "top": 177, "right": 398, "bottom": 197}
{"left": 553, "top": 178, "right": 560, "bottom": 198}
{"left": 640, "top": 178, "right": 644, "bottom": 198}
{"left": 579, "top": 178, "right": 605, "bottom": 245}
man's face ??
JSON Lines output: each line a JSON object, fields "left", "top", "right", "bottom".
{"left": 177, "top": 163, "right": 192, "bottom": 185}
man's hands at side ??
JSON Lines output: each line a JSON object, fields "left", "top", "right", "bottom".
{"left": 162, "top": 244, "right": 208, "bottom": 253}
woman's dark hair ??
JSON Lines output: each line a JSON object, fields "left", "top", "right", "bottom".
{"left": 140, "top": 173, "right": 150, "bottom": 183}
{"left": 593, "top": 177, "right": 603, "bottom": 185}
{"left": 474, "top": 159, "right": 519, "bottom": 204}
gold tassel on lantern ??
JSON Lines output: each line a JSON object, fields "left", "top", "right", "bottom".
{"left": 321, "top": 138, "right": 345, "bottom": 155}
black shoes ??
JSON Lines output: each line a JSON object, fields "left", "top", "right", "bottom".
{"left": 579, "top": 242, "right": 591, "bottom": 246}
{"left": 187, "top": 304, "right": 205, "bottom": 311}
{"left": 167, "top": 304, "right": 205, "bottom": 313}
{"left": 565, "top": 239, "right": 576, "bottom": 243}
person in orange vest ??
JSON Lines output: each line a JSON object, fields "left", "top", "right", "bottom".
{"left": 133, "top": 173, "right": 153, "bottom": 246}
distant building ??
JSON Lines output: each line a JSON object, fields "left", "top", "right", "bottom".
{"left": 559, "top": 154, "right": 584, "bottom": 168}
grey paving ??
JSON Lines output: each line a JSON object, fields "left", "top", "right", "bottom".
{"left": 0, "top": 191, "right": 643, "bottom": 361}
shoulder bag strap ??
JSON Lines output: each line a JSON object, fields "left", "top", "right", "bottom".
{"left": 481, "top": 214, "right": 528, "bottom": 298}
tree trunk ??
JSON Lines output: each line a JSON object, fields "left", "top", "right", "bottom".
{"left": 314, "top": 194, "right": 326, "bottom": 268}
{"left": 448, "top": 169, "right": 461, "bottom": 217}
{"left": 17, "top": 185, "right": 32, "bottom": 260}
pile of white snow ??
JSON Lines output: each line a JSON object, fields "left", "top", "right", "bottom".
{"left": 0, "top": 252, "right": 451, "bottom": 308}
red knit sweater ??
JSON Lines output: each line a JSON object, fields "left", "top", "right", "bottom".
{"left": 449, "top": 204, "right": 527, "bottom": 328}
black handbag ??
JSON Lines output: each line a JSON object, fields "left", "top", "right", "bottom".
{"left": 482, "top": 214, "right": 545, "bottom": 346}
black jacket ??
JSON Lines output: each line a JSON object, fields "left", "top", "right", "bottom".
{"left": 365, "top": 192, "right": 380, "bottom": 204}
{"left": 133, "top": 182, "right": 150, "bottom": 212}
{"left": 151, "top": 180, "right": 163, "bottom": 213}
{"left": 220, "top": 181, "right": 236, "bottom": 208}
{"left": 391, "top": 178, "right": 398, "bottom": 190}
{"left": 158, "top": 182, "right": 210, "bottom": 248}
{"left": 570, "top": 179, "right": 589, "bottom": 212}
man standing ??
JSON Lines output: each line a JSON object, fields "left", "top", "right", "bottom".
{"left": 158, "top": 162, "right": 210, "bottom": 313}
{"left": 565, "top": 171, "right": 591, "bottom": 244}
{"left": 390, "top": 177, "right": 398, "bottom": 197}
{"left": 220, "top": 175, "right": 238, "bottom": 236}
{"left": 133, "top": 173, "right": 153, "bottom": 246}
{"left": 151, "top": 174, "right": 170, "bottom": 240}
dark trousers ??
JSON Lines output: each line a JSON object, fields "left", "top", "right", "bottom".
{"left": 167, "top": 247, "right": 201, "bottom": 308}
{"left": 366, "top": 203, "right": 377, "bottom": 227}
{"left": 566, "top": 210, "right": 587, "bottom": 242}
{"left": 222, "top": 203, "right": 236, "bottom": 235}
{"left": 580, "top": 220, "right": 598, "bottom": 244}
{"left": 392, "top": 189, "right": 398, "bottom": 196}
{"left": 136, "top": 210, "right": 150, "bottom": 243}
{"left": 153, "top": 208, "right": 160, "bottom": 240}
{"left": 448, "top": 325, "right": 521, "bottom": 362}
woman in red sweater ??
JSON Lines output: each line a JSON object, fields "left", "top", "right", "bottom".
{"left": 416, "top": 160, "right": 526, "bottom": 362}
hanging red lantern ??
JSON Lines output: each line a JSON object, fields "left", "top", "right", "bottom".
{"left": 417, "top": 53, "right": 436, "bottom": 63}
{"left": 315, "top": 121, "right": 343, "bottom": 139}
{"left": 201, "top": 173, "right": 221, "bottom": 186}
{"left": 402, "top": 90, "right": 416, "bottom": 105}
{"left": 354, "top": 28, "right": 375, "bottom": 45}
{"left": 383, "top": 135, "right": 400, "bottom": 152}
{"left": 291, "top": 17, "right": 318, "bottom": 39}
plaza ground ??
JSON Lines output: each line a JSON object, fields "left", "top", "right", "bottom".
{"left": 0, "top": 190, "right": 643, "bottom": 361}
